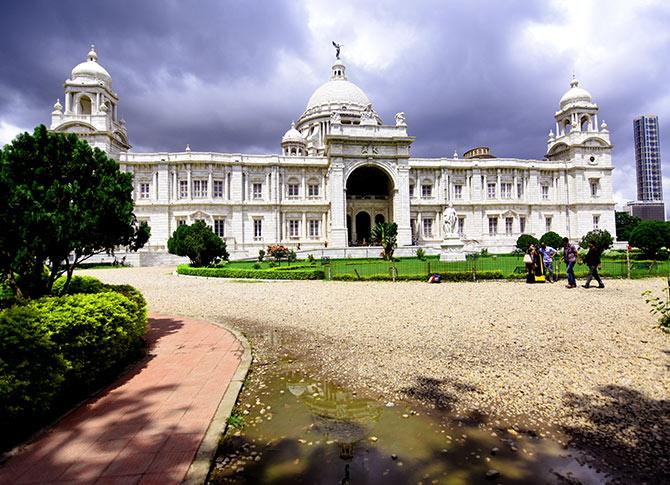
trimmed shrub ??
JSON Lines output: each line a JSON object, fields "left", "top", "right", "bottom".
{"left": 416, "top": 248, "right": 426, "bottom": 261}
{"left": 177, "top": 264, "right": 324, "bottom": 280}
{"left": 580, "top": 229, "right": 614, "bottom": 252}
{"left": 331, "top": 270, "right": 503, "bottom": 282}
{"left": 52, "top": 275, "right": 106, "bottom": 295}
{"left": 168, "top": 221, "right": 229, "bottom": 266}
{"left": 0, "top": 306, "right": 67, "bottom": 425}
{"left": 540, "top": 231, "right": 563, "bottom": 250}
{"left": 30, "top": 292, "right": 145, "bottom": 388}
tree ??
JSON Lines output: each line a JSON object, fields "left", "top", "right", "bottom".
{"left": 580, "top": 229, "right": 614, "bottom": 252}
{"left": 540, "top": 231, "right": 563, "bottom": 250}
{"left": 629, "top": 221, "right": 670, "bottom": 258}
{"left": 516, "top": 234, "right": 539, "bottom": 252}
{"left": 371, "top": 222, "right": 398, "bottom": 260}
{"left": 167, "top": 221, "right": 228, "bottom": 266}
{"left": 0, "top": 126, "right": 150, "bottom": 299}
{"left": 615, "top": 211, "right": 641, "bottom": 241}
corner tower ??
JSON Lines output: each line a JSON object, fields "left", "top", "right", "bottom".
{"left": 50, "top": 45, "right": 130, "bottom": 158}
{"left": 546, "top": 77, "right": 612, "bottom": 164}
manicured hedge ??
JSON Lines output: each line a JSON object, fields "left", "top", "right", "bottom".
{"left": 0, "top": 277, "right": 147, "bottom": 450}
{"left": 331, "top": 270, "right": 504, "bottom": 282}
{"left": 177, "top": 264, "right": 324, "bottom": 280}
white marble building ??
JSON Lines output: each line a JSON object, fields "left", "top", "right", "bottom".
{"left": 50, "top": 46, "right": 616, "bottom": 258}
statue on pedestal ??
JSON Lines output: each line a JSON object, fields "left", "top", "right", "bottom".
{"left": 443, "top": 203, "right": 457, "bottom": 238}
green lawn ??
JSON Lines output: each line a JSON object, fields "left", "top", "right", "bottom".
{"left": 223, "top": 255, "right": 670, "bottom": 280}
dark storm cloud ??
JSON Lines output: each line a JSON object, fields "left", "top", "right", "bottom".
{"left": 1, "top": 1, "right": 668, "bottom": 206}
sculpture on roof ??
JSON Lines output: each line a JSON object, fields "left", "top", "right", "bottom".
{"left": 394, "top": 112, "right": 406, "bottom": 127}
{"left": 360, "top": 103, "right": 377, "bottom": 125}
{"left": 330, "top": 111, "right": 341, "bottom": 125}
{"left": 332, "top": 41, "right": 342, "bottom": 60}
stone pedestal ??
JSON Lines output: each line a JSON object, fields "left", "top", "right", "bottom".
{"left": 439, "top": 235, "right": 466, "bottom": 261}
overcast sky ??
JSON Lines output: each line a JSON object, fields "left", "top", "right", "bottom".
{"left": 1, "top": 0, "right": 668, "bottom": 210}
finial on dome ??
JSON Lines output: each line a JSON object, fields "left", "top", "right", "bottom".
{"left": 548, "top": 129, "right": 555, "bottom": 143}
{"left": 570, "top": 76, "right": 579, "bottom": 88}
{"left": 185, "top": 144, "right": 191, "bottom": 152}
{"left": 53, "top": 98, "right": 62, "bottom": 112}
{"left": 87, "top": 44, "right": 98, "bottom": 62}
{"left": 600, "top": 120, "right": 608, "bottom": 132}
{"left": 453, "top": 150, "right": 459, "bottom": 159}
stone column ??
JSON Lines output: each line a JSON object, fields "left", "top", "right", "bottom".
{"left": 329, "top": 162, "right": 347, "bottom": 247}
{"left": 394, "top": 166, "right": 412, "bottom": 246}
{"left": 208, "top": 166, "right": 213, "bottom": 201}
{"left": 187, "top": 164, "right": 192, "bottom": 199}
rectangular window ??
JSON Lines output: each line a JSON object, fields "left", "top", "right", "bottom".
{"left": 139, "top": 182, "right": 150, "bottom": 199}
{"left": 457, "top": 216, "right": 465, "bottom": 236}
{"left": 253, "top": 219, "right": 262, "bottom": 240}
{"left": 177, "top": 218, "right": 186, "bottom": 226}
{"left": 519, "top": 216, "right": 526, "bottom": 234}
{"left": 488, "top": 217, "right": 498, "bottom": 236}
{"left": 453, "top": 184, "right": 462, "bottom": 199}
{"left": 501, "top": 183, "right": 512, "bottom": 199}
{"left": 214, "top": 219, "right": 225, "bottom": 237}
{"left": 252, "top": 182, "right": 263, "bottom": 200}
{"left": 590, "top": 180, "right": 598, "bottom": 197}
{"left": 308, "top": 184, "right": 319, "bottom": 198}
{"left": 409, "top": 184, "right": 415, "bottom": 198}
{"left": 422, "top": 218, "right": 433, "bottom": 238}
{"left": 505, "top": 217, "right": 513, "bottom": 236}
{"left": 288, "top": 183, "right": 299, "bottom": 198}
{"left": 593, "top": 215, "right": 600, "bottom": 229}
{"left": 487, "top": 183, "right": 496, "bottom": 199}
{"left": 213, "top": 180, "right": 224, "bottom": 198}
{"left": 545, "top": 216, "right": 552, "bottom": 233}
{"left": 308, "top": 219, "right": 320, "bottom": 238}
{"left": 421, "top": 184, "right": 432, "bottom": 198}
{"left": 517, "top": 182, "right": 524, "bottom": 199}
{"left": 541, "top": 185, "right": 549, "bottom": 200}
{"left": 179, "top": 180, "right": 188, "bottom": 199}
{"left": 192, "top": 179, "right": 207, "bottom": 198}
{"left": 289, "top": 220, "right": 300, "bottom": 238}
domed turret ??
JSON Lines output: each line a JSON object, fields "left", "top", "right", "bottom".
{"left": 559, "top": 78, "right": 592, "bottom": 109}
{"left": 71, "top": 45, "right": 112, "bottom": 87}
{"left": 281, "top": 122, "right": 306, "bottom": 156}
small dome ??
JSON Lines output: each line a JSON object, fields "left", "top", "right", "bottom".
{"left": 71, "top": 45, "right": 112, "bottom": 86}
{"left": 559, "top": 78, "right": 592, "bottom": 109}
{"left": 282, "top": 122, "right": 305, "bottom": 144}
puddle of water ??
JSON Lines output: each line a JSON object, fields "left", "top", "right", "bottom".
{"left": 209, "top": 361, "right": 610, "bottom": 484}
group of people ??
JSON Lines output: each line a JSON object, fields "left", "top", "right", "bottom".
{"left": 524, "top": 238, "right": 604, "bottom": 288}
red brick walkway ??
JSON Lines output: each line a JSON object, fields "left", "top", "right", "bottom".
{"left": 0, "top": 314, "right": 245, "bottom": 484}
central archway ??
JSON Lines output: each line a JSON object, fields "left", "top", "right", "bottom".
{"left": 345, "top": 165, "right": 394, "bottom": 246}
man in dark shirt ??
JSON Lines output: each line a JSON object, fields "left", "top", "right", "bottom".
{"left": 582, "top": 241, "right": 605, "bottom": 288}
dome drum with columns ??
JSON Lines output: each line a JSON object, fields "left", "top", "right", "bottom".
{"left": 49, "top": 46, "right": 616, "bottom": 262}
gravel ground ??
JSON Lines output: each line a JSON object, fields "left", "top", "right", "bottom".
{"left": 84, "top": 267, "right": 669, "bottom": 481}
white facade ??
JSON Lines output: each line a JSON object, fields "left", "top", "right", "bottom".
{"left": 51, "top": 48, "right": 616, "bottom": 258}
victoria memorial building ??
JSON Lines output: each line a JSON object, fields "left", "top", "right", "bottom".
{"left": 49, "top": 46, "right": 616, "bottom": 259}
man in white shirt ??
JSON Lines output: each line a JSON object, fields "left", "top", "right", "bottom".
{"left": 539, "top": 242, "right": 557, "bottom": 283}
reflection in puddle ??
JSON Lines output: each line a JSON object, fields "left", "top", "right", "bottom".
{"left": 209, "top": 362, "right": 610, "bottom": 484}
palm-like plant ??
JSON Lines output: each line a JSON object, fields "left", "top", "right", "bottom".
{"left": 371, "top": 222, "right": 398, "bottom": 260}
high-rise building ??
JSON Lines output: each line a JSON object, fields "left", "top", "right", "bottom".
{"left": 628, "top": 115, "right": 665, "bottom": 220}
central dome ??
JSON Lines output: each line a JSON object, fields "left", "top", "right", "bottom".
{"left": 305, "top": 79, "right": 371, "bottom": 111}
{"left": 304, "top": 60, "right": 370, "bottom": 113}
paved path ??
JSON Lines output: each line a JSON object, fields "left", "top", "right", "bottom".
{"left": 0, "top": 314, "right": 248, "bottom": 484}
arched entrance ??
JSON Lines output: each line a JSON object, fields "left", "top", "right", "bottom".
{"left": 346, "top": 165, "right": 393, "bottom": 246}
{"left": 355, "top": 212, "right": 371, "bottom": 245}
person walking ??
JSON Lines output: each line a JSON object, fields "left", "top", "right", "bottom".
{"left": 562, "top": 237, "right": 579, "bottom": 288}
{"left": 582, "top": 240, "right": 605, "bottom": 288}
{"left": 539, "top": 242, "right": 557, "bottom": 283}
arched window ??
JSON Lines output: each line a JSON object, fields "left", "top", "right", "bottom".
{"left": 563, "top": 119, "right": 571, "bottom": 135}
{"left": 580, "top": 115, "right": 590, "bottom": 132}
{"left": 78, "top": 95, "right": 92, "bottom": 115}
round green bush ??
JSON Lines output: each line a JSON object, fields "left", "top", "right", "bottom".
{"left": 516, "top": 234, "right": 539, "bottom": 252}
{"left": 52, "top": 275, "right": 106, "bottom": 295}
